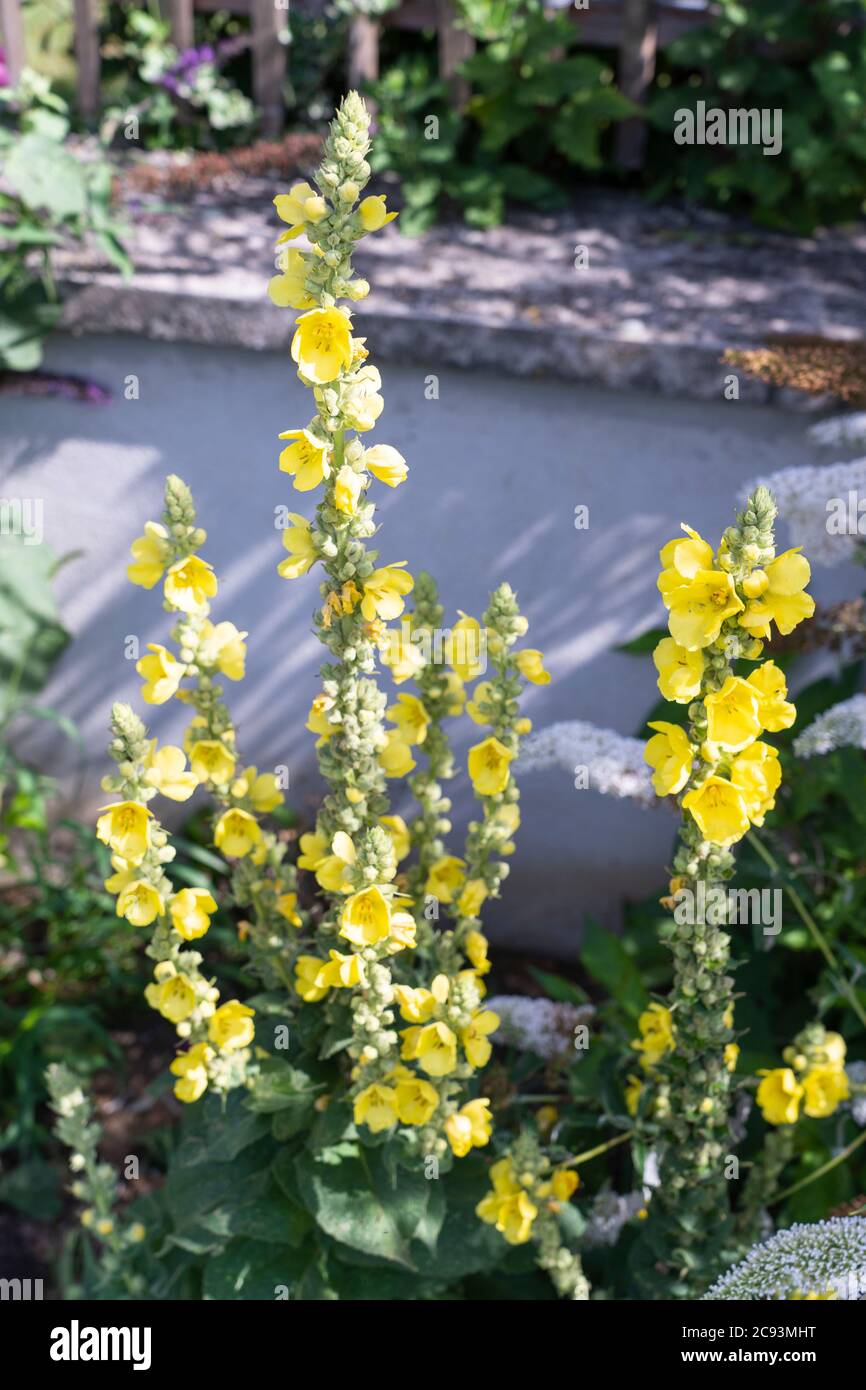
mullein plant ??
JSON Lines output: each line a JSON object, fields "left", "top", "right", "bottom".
{"left": 267, "top": 92, "right": 553, "bottom": 1174}
{"left": 633, "top": 486, "right": 815, "bottom": 1296}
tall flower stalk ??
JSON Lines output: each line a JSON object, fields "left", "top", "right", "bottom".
{"left": 635, "top": 487, "right": 815, "bottom": 1295}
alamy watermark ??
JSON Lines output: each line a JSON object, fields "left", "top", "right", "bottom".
{"left": 674, "top": 101, "right": 782, "bottom": 157}
{"left": 0, "top": 497, "right": 43, "bottom": 545}
{"left": 673, "top": 882, "right": 782, "bottom": 936}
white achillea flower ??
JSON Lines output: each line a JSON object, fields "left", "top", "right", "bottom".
{"left": 518, "top": 721, "right": 655, "bottom": 806}
{"left": 485, "top": 995, "right": 593, "bottom": 1060}
{"left": 705, "top": 1218, "right": 866, "bottom": 1300}
{"left": 793, "top": 693, "right": 866, "bottom": 757}
{"left": 808, "top": 413, "right": 866, "bottom": 452}
{"left": 742, "top": 458, "right": 866, "bottom": 566}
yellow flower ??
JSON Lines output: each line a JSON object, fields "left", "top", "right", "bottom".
{"left": 401, "top": 1021, "right": 458, "bottom": 1077}
{"left": 275, "top": 891, "right": 302, "bottom": 927}
{"left": 445, "top": 1098, "right": 493, "bottom": 1156}
{"left": 306, "top": 693, "right": 336, "bottom": 746}
{"left": 294, "top": 955, "right": 330, "bottom": 1002}
{"left": 747, "top": 661, "right": 796, "bottom": 732}
{"left": 341, "top": 364, "right": 384, "bottom": 431}
{"left": 739, "top": 550, "right": 815, "bottom": 639}
{"left": 214, "top": 808, "right": 262, "bottom": 858}
{"left": 644, "top": 721, "right": 693, "bottom": 797}
{"left": 163, "top": 555, "right": 218, "bottom": 614}
{"left": 137, "top": 643, "right": 185, "bottom": 705}
{"left": 273, "top": 181, "right": 320, "bottom": 236}
{"left": 668, "top": 570, "right": 744, "bottom": 651}
{"left": 333, "top": 464, "right": 365, "bottom": 516}
{"left": 190, "top": 740, "right": 236, "bottom": 787}
{"left": 652, "top": 637, "right": 705, "bottom": 703}
{"left": 361, "top": 561, "right": 414, "bottom": 621}
{"left": 446, "top": 613, "right": 485, "bottom": 681}
{"left": 354, "top": 1082, "right": 399, "bottom": 1133}
{"left": 387, "top": 693, "right": 430, "bottom": 746}
{"left": 386, "top": 908, "right": 417, "bottom": 953}
{"left": 358, "top": 194, "right": 398, "bottom": 231}
{"left": 682, "top": 775, "right": 750, "bottom": 846}
{"left": 704, "top": 675, "right": 762, "bottom": 751}
{"left": 658, "top": 524, "right": 715, "bottom": 605}
{"left": 515, "top": 649, "right": 551, "bottom": 685}
{"left": 297, "top": 829, "right": 328, "bottom": 871}
{"left": 624, "top": 1073, "right": 643, "bottom": 1116}
{"left": 380, "top": 731, "right": 416, "bottom": 778}
{"left": 757, "top": 1067, "right": 804, "bottom": 1125}
{"left": 143, "top": 743, "right": 198, "bottom": 801}
{"left": 425, "top": 855, "right": 466, "bottom": 904}
{"left": 466, "top": 681, "right": 494, "bottom": 725}
{"left": 477, "top": 1179, "right": 537, "bottom": 1246}
{"left": 393, "top": 985, "right": 436, "bottom": 1023}
{"left": 116, "top": 879, "right": 164, "bottom": 927}
{"left": 96, "top": 801, "right": 152, "bottom": 864}
{"left": 196, "top": 620, "right": 247, "bottom": 680}
{"left": 550, "top": 1169, "right": 579, "bottom": 1202}
{"left": 379, "top": 630, "right": 425, "bottom": 684}
{"left": 468, "top": 736, "right": 513, "bottom": 796}
{"left": 208, "top": 1000, "right": 255, "bottom": 1051}
{"left": 339, "top": 886, "right": 392, "bottom": 946}
{"left": 464, "top": 930, "right": 491, "bottom": 978}
{"left": 819, "top": 1032, "right": 847, "bottom": 1068}
{"left": 278, "top": 428, "right": 331, "bottom": 492}
{"left": 458, "top": 879, "right": 489, "bottom": 920}
{"left": 235, "top": 766, "right": 282, "bottom": 814}
{"left": 268, "top": 248, "right": 316, "bottom": 310}
{"left": 127, "top": 521, "right": 171, "bottom": 589}
{"left": 632, "top": 1003, "right": 675, "bottom": 1070}
{"left": 462, "top": 1009, "right": 499, "bottom": 1068}
{"left": 364, "top": 444, "right": 407, "bottom": 487}
{"left": 170, "top": 1042, "right": 213, "bottom": 1104}
{"left": 278, "top": 512, "right": 318, "bottom": 580}
{"left": 170, "top": 887, "right": 217, "bottom": 941}
{"left": 724, "top": 1042, "right": 740, "bottom": 1073}
{"left": 802, "top": 1065, "right": 849, "bottom": 1118}
{"left": 730, "top": 742, "right": 781, "bottom": 825}
{"left": 379, "top": 814, "right": 410, "bottom": 862}
{"left": 319, "top": 949, "right": 364, "bottom": 989}
{"left": 146, "top": 974, "right": 196, "bottom": 1023}
{"left": 291, "top": 306, "right": 353, "bottom": 385}
{"left": 392, "top": 1071, "right": 439, "bottom": 1126}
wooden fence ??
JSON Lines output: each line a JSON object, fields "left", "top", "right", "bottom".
{"left": 0, "top": 0, "right": 710, "bottom": 164}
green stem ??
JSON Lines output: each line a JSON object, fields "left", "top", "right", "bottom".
{"left": 564, "top": 1130, "right": 634, "bottom": 1168}
{"left": 749, "top": 830, "right": 866, "bottom": 1031}
{"left": 772, "top": 1127, "right": 866, "bottom": 1204}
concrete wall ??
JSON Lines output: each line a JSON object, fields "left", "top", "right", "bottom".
{"left": 1, "top": 332, "right": 857, "bottom": 955}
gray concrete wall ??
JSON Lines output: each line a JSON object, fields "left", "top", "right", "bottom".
{"left": 1, "top": 332, "right": 857, "bottom": 955}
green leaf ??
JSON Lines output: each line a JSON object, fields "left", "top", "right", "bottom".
{"left": 616, "top": 626, "right": 668, "bottom": 655}
{"left": 294, "top": 1148, "right": 418, "bottom": 1268}
{"left": 4, "top": 133, "right": 88, "bottom": 218}
{"left": 581, "top": 919, "right": 647, "bottom": 1019}
{"left": 0, "top": 1156, "right": 61, "bottom": 1220}
{"left": 0, "top": 537, "right": 70, "bottom": 695}
{"left": 202, "top": 1237, "right": 309, "bottom": 1300}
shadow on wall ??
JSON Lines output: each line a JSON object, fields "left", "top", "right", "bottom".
{"left": 1, "top": 333, "right": 858, "bottom": 955}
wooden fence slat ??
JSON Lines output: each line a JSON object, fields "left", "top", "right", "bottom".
{"left": 437, "top": 0, "right": 474, "bottom": 110}
{"left": 0, "top": 0, "right": 27, "bottom": 88}
{"left": 615, "top": 0, "right": 658, "bottom": 169}
{"left": 166, "top": 0, "right": 195, "bottom": 51}
{"left": 72, "top": 0, "right": 101, "bottom": 122}
{"left": 251, "top": 0, "right": 285, "bottom": 136}
{"left": 346, "top": 14, "right": 380, "bottom": 95}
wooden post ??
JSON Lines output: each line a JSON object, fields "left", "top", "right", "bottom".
{"left": 347, "top": 14, "right": 379, "bottom": 94}
{"left": 0, "top": 0, "right": 26, "bottom": 88}
{"left": 251, "top": 0, "right": 285, "bottom": 137}
{"left": 73, "top": 0, "right": 101, "bottom": 123}
{"left": 437, "top": 0, "right": 474, "bottom": 110}
{"left": 615, "top": 0, "right": 658, "bottom": 170}
{"left": 166, "top": 0, "right": 195, "bottom": 51}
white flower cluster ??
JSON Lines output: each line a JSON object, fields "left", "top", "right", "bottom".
{"left": 742, "top": 458, "right": 866, "bottom": 566}
{"left": 518, "top": 721, "right": 655, "bottom": 806}
{"left": 485, "top": 995, "right": 594, "bottom": 1060}
{"left": 580, "top": 1189, "right": 645, "bottom": 1248}
{"left": 847, "top": 1061, "right": 866, "bottom": 1127}
{"left": 705, "top": 1218, "right": 866, "bottom": 1300}
{"left": 808, "top": 413, "right": 866, "bottom": 453}
{"left": 793, "top": 693, "right": 866, "bottom": 758}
